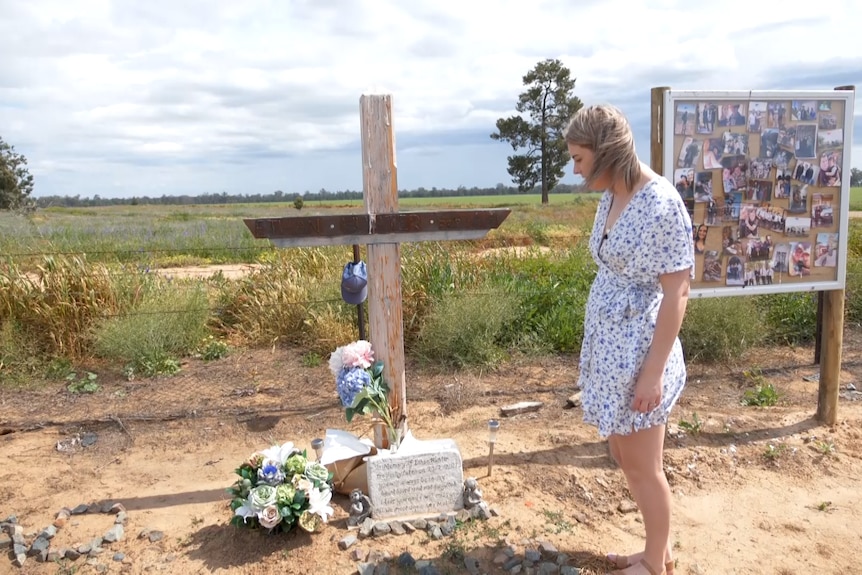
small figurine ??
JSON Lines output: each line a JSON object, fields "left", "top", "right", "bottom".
{"left": 347, "top": 489, "right": 373, "bottom": 527}
{"left": 463, "top": 477, "right": 483, "bottom": 509}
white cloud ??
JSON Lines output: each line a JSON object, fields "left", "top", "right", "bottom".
{"left": 0, "top": 0, "right": 860, "bottom": 197}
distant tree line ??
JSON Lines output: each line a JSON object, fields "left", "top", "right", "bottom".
{"left": 32, "top": 182, "right": 588, "bottom": 208}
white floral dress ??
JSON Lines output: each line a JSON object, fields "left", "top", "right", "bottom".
{"left": 577, "top": 177, "right": 695, "bottom": 438}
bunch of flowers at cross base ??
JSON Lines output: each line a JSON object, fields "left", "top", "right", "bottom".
{"left": 227, "top": 442, "right": 334, "bottom": 534}
{"left": 329, "top": 340, "right": 399, "bottom": 446}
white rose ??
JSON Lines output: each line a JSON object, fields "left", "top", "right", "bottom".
{"left": 248, "top": 484, "right": 277, "bottom": 511}
{"left": 257, "top": 505, "right": 281, "bottom": 529}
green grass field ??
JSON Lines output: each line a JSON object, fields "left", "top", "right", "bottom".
{"left": 850, "top": 186, "right": 862, "bottom": 211}
{"left": 0, "top": 193, "right": 602, "bottom": 269}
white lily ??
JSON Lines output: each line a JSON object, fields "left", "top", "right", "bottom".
{"left": 234, "top": 498, "right": 256, "bottom": 523}
{"left": 307, "top": 486, "right": 334, "bottom": 523}
{"left": 259, "top": 442, "right": 297, "bottom": 464}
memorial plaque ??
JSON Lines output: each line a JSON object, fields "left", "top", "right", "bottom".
{"left": 365, "top": 448, "right": 464, "bottom": 520}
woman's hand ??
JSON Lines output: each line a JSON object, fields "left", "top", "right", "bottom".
{"left": 632, "top": 365, "right": 663, "bottom": 413}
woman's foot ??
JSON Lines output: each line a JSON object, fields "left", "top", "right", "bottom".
{"left": 610, "top": 558, "right": 666, "bottom": 575}
{"left": 607, "top": 552, "right": 674, "bottom": 575}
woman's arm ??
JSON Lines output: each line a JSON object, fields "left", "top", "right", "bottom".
{"left": 632, "top": 268, "right": 691, "bottom": 411}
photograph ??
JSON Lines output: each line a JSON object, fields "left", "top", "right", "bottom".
{"left": 795, "top": 124, "right": 817, "bottom": 159}
{"left": 788, "top": 184, "right": 808, "bottom": 213}
{"left": 722, "top": 191, "right": 743, "bottom": 222}
{"left": 778, "top": 126, "right": 796, "bottom": 149}
{"left": 721, "top": 155, "right": 748, "bottom": 193}
{"left": 791, "top": 100, "right": 817, "bottom": 122}
{"left": 748, "top": 102, "right": 767, "bottom": 133}
{"left": 819, "top": 113, "right": 838, "bottom": 130}
{"left": 811, "top": 193, "right": 834, "bottom": 228}
{"left": 767, "top": 102, "right": 787, "bottom": 129}
{"left": 694, "top": 223, "right": 708, "bottom": 254}
{"left": 694, "top": 172, "right": 714, "bottom": 203}
{"left": 755, "top": 204, "right": 786, "bottom": 233}
{"left": 775, "top": 169, "right": 792, "bottom": 199}
{"left": 759, "top": 129, "right": 780, "bottom": 159}
{"left": 784, "top": 216, "right": 811, "bottom": 237}
{"left": 678, "top": 136, "right": 701, "bottom": 168}
{"left": 705, "top": 198, "right": 722, "bottom": 226}
{"left": 702, "top": 138, "right": 724, "bottom": 169}
{"left": 814, "top": 232, "right": 839, "bottom": 267}
{"left": 743, "top": 235, "right": 774, "bottom": 261}
{"left": 722, "top": 225, "right": 741, "bottom": 255}
{"left": 789, "top": 241, "right": 812, "bottom": 277}
{"left": 774, "top": 149, "right": 795, "bottom": 170}
{"left": 743, "top": 261, "right": 774, "bottom": 286}
{"left": 818, "top": 151, "right": 842, "bottom": 187}
{"left": 818, "top": 101, "right": 833, "bottom": 111}
{"left": 725, "top": 255, "right": 745, "bottom": 286}
{"left": 793, "top": 161, "right": 819, "bottom": 185}
{"left": 697, "top": 102, "right": 718, "bottom": 134}
{"left": 818, "top": 129, "right": 843, "bottom": 149}
{"left": 718, "top": 103, "right": 747, "bottom": 127}
{"left": 703, "top": 250, "right": 722, "bottom": 282}
{"left": 675, "top": 168, "right": 695, "bottom": 200}
{"left": 684, "top": 197, "right": 695, "bottom": 220}
{"left": 739, "top": 204, "right": 760, "bottom": 238}
{"left": 750, "top": 158, "right": 773, "bottom": 180}
{"left": 772, "top": 243, "right": 791, "bottom": 274}
{"left": 675, "top": 103, "right": 696, "bottom": 135}
{"left": 747, "top": 180, "right": 773, "bottom": 203}
{"left": 723, "top": 131, "right": 749, "bottom": 156}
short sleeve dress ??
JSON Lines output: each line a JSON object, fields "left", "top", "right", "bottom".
{"left": 577, "top": 176, "right": 695, "bottom": 438}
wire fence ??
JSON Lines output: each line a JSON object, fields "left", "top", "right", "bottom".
{"left": 4, "top": 244, "right": 862, "bottom": 320}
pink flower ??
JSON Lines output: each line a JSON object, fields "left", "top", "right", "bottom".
{"left": 342, "top": 340, "right": 374, "bottom": 369}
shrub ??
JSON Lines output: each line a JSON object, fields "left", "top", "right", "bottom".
{"left": 0, "top": 320, "right": 43, "bottom": 386}
{"left": 845, "top": 221, "right": 862, "bottom": 325}
{"left": 755, "top": 292, "right": 817, "bottom": 345}
{"left": 400, "top": 242, "right": 486, "bottom": 349}
{"left": 215, "top": 256, "right": 314, "bottom": 346}
{"left": 413, "top": 288, "right": 519, "bottom": 368}
{"left": 680, "top": 296, "right": 763, "bottom": 363}
{"left": 846, "top": 258, "right": 862, "bottom": 326}
{"left": 0, "top": 256, "right": 128, "bottom": 358}
{"left": 492, "top": 245, "right": 596, "bottom": 353}
{"left": 92, "top": 282, "right": 210, "bottom": 375}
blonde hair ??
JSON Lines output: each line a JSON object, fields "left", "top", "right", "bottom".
{"left": 564, "top": 104, "right": 643, "bottom": 193}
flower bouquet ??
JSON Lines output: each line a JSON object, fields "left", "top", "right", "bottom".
{"left": 228, "top": 442, "right": 334, "bottom": 533}
{"left": 329, "top": 340, "right": 399, "bottom": 448}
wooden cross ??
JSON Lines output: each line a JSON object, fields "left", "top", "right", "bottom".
{"left": 243, "top": 95, "right": 510, "bottom": 429}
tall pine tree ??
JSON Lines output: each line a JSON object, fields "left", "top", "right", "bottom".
{"left": 491, "top": 59, "right": 583, "bottom": 204}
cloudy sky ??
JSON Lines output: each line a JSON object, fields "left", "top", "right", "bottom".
{"left": 1, "top": 0, "right": 861, "bottom": 199}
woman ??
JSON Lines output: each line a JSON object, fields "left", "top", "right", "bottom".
{"left": 565, "top": 105, "right": 694, "bottom": 575}
{"left": 693, "top": 224, "right": 707, "bottom": 254}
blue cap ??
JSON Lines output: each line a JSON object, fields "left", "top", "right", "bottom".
{"left": 341, "top": 261, "right": 368, "bottom": 305}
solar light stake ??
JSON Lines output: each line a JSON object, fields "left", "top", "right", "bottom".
{"left": 311, "top": 438, "right": 324, "bottom": 461}
{"left": 487, "top": 419, "right": 500, "bottom": 476}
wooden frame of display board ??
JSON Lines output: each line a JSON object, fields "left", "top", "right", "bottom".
{"left": 650, "top": 85, "right": 855, "bottom": 425}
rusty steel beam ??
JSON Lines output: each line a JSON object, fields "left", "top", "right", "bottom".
{"left": 244, "top": 208, "right": 511, "bottom": 247}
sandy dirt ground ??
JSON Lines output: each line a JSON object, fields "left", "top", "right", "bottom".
{"left": 2, "top": 330, "right": 862, "bottom": 575}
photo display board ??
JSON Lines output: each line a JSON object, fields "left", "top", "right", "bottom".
{"left": 663, "top": 90, "right": 855, "bottom": 298}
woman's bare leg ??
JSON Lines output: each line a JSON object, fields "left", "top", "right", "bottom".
{"left": 609, "top": 425, "right": 673, "bottom": 574}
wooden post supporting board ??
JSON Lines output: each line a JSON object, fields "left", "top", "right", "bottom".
{"left": 650, "top": 87, "right": 670, "bottom": 174}
{"left": 815, "top": 84, "right": 854, "bottom": 425}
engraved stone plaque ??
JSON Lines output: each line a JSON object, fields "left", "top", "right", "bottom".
{"left": 365, "top": 444, "right": 464, "bottom": 520}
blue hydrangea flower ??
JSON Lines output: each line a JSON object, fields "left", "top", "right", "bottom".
{"left": 336, "top": 367, "right": 370, "bottom": 407}
{"left": 257, "top": 460, "right": 285, "bottom": 486}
